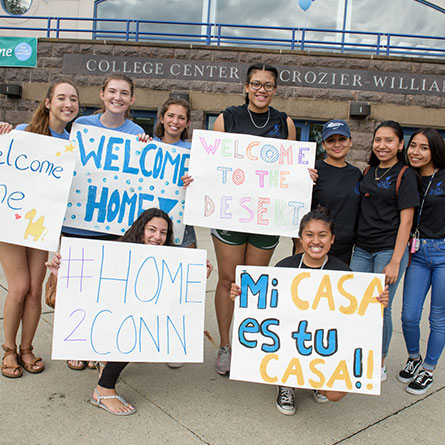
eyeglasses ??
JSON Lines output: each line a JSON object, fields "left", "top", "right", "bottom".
{"left": 248, "top": 81, "right": 276, "bottom": 92}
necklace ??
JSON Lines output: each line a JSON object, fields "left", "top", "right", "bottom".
{"left": 247, "top": 107, "right": 270, "bottom": 129}
{"left": 298, "top": 253, "right": 328, "bottom": 269}
{"left": 375, "top": 164, "right": 395, "bottom": 181}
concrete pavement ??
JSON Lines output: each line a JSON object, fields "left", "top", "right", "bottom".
{"left": 1, "top": 228, "right": 444, "bottom": 445}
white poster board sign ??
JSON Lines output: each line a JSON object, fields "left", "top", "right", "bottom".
{"left": 230, "top": 265, "right": 384, "bottom": 395}
{"left": 184, "top": 130, "right": 316, "bottom": 237}
{"left": 64, "top": 124, "right": 189, "bottom": 244}
{"left": 0, "top": 130, "right": 75, "bottom": 251}
{"left": 52, "top": 237, "right": 207, "bottom": 362}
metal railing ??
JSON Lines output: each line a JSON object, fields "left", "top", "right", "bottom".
{"left": 1, "top": 15, "right": 445, "bottom": 58}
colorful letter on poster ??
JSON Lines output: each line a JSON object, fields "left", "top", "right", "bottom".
{"left": 52, "top": 238, "right": 207, "bottom": 362}
{"left": 0, "top": 130, "right": 75, "bottom": 251}
{"left": 63, "top": 124, "right": 189, "bottom": 244}
{"left": 230, "top": 265, "right": 384, "bottom": 395}
{"left": 183, "top": 130, "right": 316, "bottom": 237}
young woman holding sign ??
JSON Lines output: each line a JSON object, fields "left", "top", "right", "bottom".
{"left": 62, "top": 73, "right": 149, "bottom": 371}
{"left": 209, "top": 63, "right": 297, "bottom": 376}
{"left": 230, "top": 206, "right": 389, "bottom": 415}
{"left": 398, "top": 128, "right": 445, "bottom": 395}
{"left": 47, "top": 207, "right": 213, "bottom": 415}
{"left": 1, "top": 80, "right": 80, "bottom": 378}
{"left": 350, "top": 121, "right": 420, "bottom": 382}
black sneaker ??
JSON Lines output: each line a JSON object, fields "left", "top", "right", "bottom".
{"left": 406, "top": 369, "right": 433, "bottom": 395}
{"left": 276, "top": 386, "right": 296, "bottom": 415}
{"left": 398, "top": 355, "right": 423, "bottom": 383}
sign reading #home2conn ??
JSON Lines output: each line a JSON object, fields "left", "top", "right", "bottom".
{"left": 0, "top": 37, "right": 37, "bottom": 67}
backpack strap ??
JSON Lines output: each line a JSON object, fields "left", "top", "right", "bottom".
{"left": 396, "top": 165, "right": 409, "bottom": 196}
{"left": 363, "top": 166, "right": 370, "bottom": 176}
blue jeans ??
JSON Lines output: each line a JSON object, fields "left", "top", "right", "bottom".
{"left": 350, "top": 246, "right": 409, "bottom": 357}
{"left": 402, "top": 239, "right": 445, "bottom": 371}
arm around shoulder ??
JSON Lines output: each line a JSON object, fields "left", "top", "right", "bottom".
{"left": 286, "top": 117, "right": 296, "bottom": 140}
{"left": 212, "top": 113, "right": 225, "bottom": 132}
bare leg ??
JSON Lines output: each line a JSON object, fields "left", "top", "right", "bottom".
{"left": 19, "top": 247, "right": 47, "bottom": 371}
{"left": 0, "top": 242, "right": 31, "bottom": 376}
{"left": 92, "top": 385, "right": 135, "bottom": 414}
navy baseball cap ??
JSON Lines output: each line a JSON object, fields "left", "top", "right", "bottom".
{"left": 322, "top": 120, "right": 351, "bottom": 141}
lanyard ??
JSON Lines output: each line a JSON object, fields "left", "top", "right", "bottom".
{"left": 299, "top": 253, "right": 328, "bottom": 269}
{"left": 413, "top": 169, "right": 437, "bottom": 238}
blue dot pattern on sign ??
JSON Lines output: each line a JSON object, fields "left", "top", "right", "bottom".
{"left": 172, "top": 148, "right": 176, "bottom": 153}
{"left": 77, "top": 203, "right": 81, "bottom": 207}
{"left": 130, "top": 187, "right": 134, "bottom": 192}
{"left": 165, "top": 181, "right": 169, "bottom": 186}
{"left": 181, "top": 200, "right": 185, "bottom": 204}
{"left": 115, "top": 147, "right": 120, "bottom": 151}
{"left": 176, "top": 220, "right": 181, "bottom": 224}
{"left": 95, "top": 225, "right": 100, "bottom": 230}
{"left": 121, "top": 228, "right": 126, "bottom": 233}
{"left": 103, "top": 178, "right": 107, "bottom": 183}
{"left": 83, "top": 128, "right": 88, "bottom": 133}
{"left": 179, "top": 211, "right": 183, "bottom": 216}
{"left": 138, "top": 186, "right": 142, "bottom": 191}
{"left": 114, "top": 175, "right": 119, "bottom": 180}
{"left": 136, "top": 151, "right": 141, "bottom": 155}
{"left": 67, "top": 202, "right": 72, "bottom": 208}
{"left": 87, "top": 179, "right": 92, "bottom": 183}
{"left": 89, "top": 138, "right": 95, "bottom": 143}
{"left": 76, "top": 190, "right": 81, "bottom": 194}
{"left": 150, "top": 186, "right": 154, "bottom": 191}
{"left": 161, "top": 189, "right": 165, "bottom": 194}
{"left": 139, "top": 178, "right": 143, "bottom": 183}
{"left": 71, "top": 215, "right": 76, "bottom": 219}
{"left": 175, "top": 238, "right": 180, "bottom": 243}
{"left": 175, "top": 190, "right": 179, "bottom": 195}
{"left": 106, "top": 226, "right": 110, "bottom": 230}
{"left": 73, "top": 171, "right": 77, "bottom": 176}
{"left": 126, "top": 180, "right": 131, "bottom": 185}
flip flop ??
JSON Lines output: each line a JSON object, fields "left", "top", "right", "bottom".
{"left": 90, "top": 389, "right": 136, "bottom": 416}
{"left": 87, "top": 361, "right": 97, "bottom": 370}
{"left": 67, "top": 360, "right": 87, "bottom": 371}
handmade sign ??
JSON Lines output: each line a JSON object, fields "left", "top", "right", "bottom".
{"left": 64, "top": 124, "right": 189, "bottom": 244}
{"left": 0, "top": 130, "right": 75, "bottom": 251}
{"left": 52, "top": 237, "right": 207, "bottom": 362}
{"left": 183, "top": 130, "right": 316, "bottom": 237}
{"left": 230, "top": 265, "right": 384, "bottom": 395}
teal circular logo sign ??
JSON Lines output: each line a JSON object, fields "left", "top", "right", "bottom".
{"left": 14, "top": 42, "right": 33, "bottom": 61}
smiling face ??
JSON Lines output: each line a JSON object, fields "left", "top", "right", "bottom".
{"left": 161, "top": 104, "right": 190, "bottom": 143}
{"left": 100, "top": 79, "right": 135, "bottom": 116}
{"left": 300, "top": 220, "right": 335, "bottom": 267}
{"left": 46, "top": 83, "right": 79, "bottom": 129}
{"left": 143, "top": 217, "right": 169, "bottom": 246}
{"left": 322, "top": 134, "right": 352, "bottom": 165}
{"left": 407, "top": 132, "right": 434, "bottom": 176}
{"left": 372, "top": 126, "right": 404, "bottom": 167}
{"left": 244, "top": 70, "right": 277, "bottom": 113}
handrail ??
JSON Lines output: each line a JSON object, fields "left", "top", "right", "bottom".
{"left": 1, "top": 15, "right": 444, "bottom": 58}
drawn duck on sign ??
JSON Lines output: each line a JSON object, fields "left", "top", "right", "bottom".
{"left": 24, "top": 209, "right": 48, "bottom": 241}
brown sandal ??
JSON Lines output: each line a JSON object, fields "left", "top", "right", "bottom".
{"left": 1, "top": 344, "right": 23, "bottom": 379}
{"left": 19, "top": 345, "right": 45, "bottom": 374}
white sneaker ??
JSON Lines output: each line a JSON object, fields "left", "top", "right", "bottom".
{"left": 312, "top": 390, "right": 329, "bottom": 404}
{"left": 381, "top": 365, "right": 387, "bottom": 382}
{"left": 167, "top": 362, "right": 184, "bottom": 369}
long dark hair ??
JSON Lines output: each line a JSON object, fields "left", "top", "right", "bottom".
{"left": 244, "top": 63, "right": 278, "bottom": 105}
{"left": 154, "top": 97, "right": 191, "bottom": 140}
{"left": 120, "top": 208, "right": 174, "bottom": 246}
{"left": 25, "top": 79, "right": 79, "bottom": 136}
{"left": 368, "top": 120, "right": 405, "bottom": 166}
{"left": 298, "top": 205, "right": 335, "bottom": 238}
{"left": 407, "top": 128, "right": 445, "bottom": 170}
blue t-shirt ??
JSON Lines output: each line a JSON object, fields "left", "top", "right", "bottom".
{"left": 74, "top": 114, "right": 144, "bottom": 135}
{"left": 153, "top": 136, "right": 191, "bottom": 150}
{"left": 15, "top": 123, "right": 69, "bottom": 140}
{"left": 63, "top": 113, "right": 144, "bottom": 237}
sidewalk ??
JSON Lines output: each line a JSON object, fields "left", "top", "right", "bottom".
{"left": 1, "top": 228, "right": 443, "bottom": 445}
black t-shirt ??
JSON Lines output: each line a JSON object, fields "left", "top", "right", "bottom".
{"left": 356, "top": 161, "right": 420, "bottom": 252}
{"left": 312, "top": 160, "right": 362, "bottom": 254}
{"left": 223, "top": 104, "right": 288, "bottom": 139}
{"left": 416, "top": 168, "right": 445, "bottom": 239}
{"left": 276, "top": 253, "right": 351, "bottom": 271}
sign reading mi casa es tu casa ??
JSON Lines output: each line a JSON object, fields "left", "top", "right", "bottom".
{"left": 0, "top": 37, "right": 37, "bottom": 67}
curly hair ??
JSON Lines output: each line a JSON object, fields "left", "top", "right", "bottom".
{"left": 120, "top": 208, "right": 174, "bottom": 246}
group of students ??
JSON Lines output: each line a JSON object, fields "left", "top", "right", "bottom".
{"left": 1, "top": 63, "right": 444, "bottom": 418}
